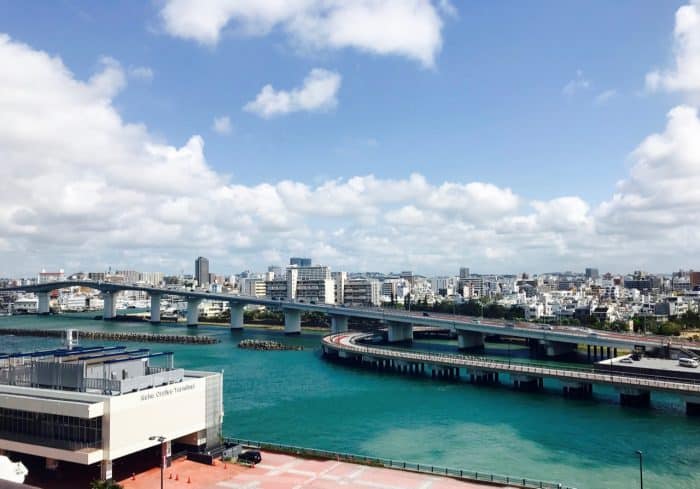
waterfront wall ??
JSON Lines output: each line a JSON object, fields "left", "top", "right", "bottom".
{"left": 0, "top": 328, "right": 219, "bottom": 344}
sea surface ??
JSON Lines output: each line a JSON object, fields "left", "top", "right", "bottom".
{"left": 1, "top": 314, "right": 699, "bottom": 489}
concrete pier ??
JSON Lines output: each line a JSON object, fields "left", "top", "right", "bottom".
{"left": 387, "top": 321, "right": 413, "bottom": 343}
{"left": 103, "top": 291, "right": 118, "bottom": 320}
{"left": 472, "top": 370, "right": 499, "bottom": 385}
{"left": 457, "top": 331, "right": 484, "bottom": 350}
{"left": 37, "top": 292, "right": 50, "bottom": 315}
{"left": 229, "top": 302, "right": 244, "bottom": 330}
{"left": 562, "top": 382, "right": 592, "bottom": 399}
{"left": 618, "top": 387, "right": 651, "bottom": 407}
{"left": 283, "top": 309, "right": 302, "bottom": 334}
{"left": 542, "top": 340, "right": 577, "bottom": 357}
{"left": 685, "top": 396, "right": 700, "bottom": 415}
{"left": 330, "top": 315, "right": 349, "bottom": 334}
{"left": 186, "top": 297, "right": 202, "bottom": 327}
{"left": 512, "top": 374, "right": 541, "bottom": 391}
{"left": 149, "top": 293, "right": 161, "bottom": 323}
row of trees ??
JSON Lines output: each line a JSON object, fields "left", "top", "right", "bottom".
{"left": 397, "top": 297, "right": 527, "bottom": 321}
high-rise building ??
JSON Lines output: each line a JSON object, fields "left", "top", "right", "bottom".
{"left": 344, "top": 278, "right": 381, "bottom": 307}
{"left": 585, "top": 268, "right": 599, "bottom": 280}
{"left": 195, "top": 257, "right": 209, "bottom": 287}
{"left": 690, "top": 271, "right": 700, "bottom": 290}
{"left": 290, "top": 257, "right": 312, "bottom": 267}
{"left": 115, "top": 270, "right": 140, "bottom": 283}
{"left": 459, "top": 267, "right": 470, "bottom": 279}
{"left": 331, "top": 271, "right": 347, "bottom": 304}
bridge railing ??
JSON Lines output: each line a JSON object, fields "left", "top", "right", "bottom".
{"left": 223, "top": 437, "right": 574, "bottom": 489}
{"left": 323, "top": 334, "right": 700, "bottom": 393}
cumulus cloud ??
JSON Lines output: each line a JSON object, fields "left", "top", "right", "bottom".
{"left": 243, "top": 68, "right": 341, "bottom": 118}
{"left": 2, "top": 33, "right": 700, "bottom": 275}
{"left": 212, "top": 115, "right": 232, "bottom": 134}
{"left": 598, "top": 105, "right": 700, "bottom": 232}
{"left": 562, "top": 69, "right": 590, "bottom": 96}
{"left": 128, "top": 66, "right": 154, "bottom": 82}
{"left": 645, "top": 1, "right": 700, "bottom": 97}
{"left": 159, "top": 0, "right": 447, "bottom": 67}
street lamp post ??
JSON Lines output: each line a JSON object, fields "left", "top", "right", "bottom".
{"left": 149, "top": 435, "right": 167, "bottom": 489}
{"left": 635, "top": 450, "right": 644, "bottom": 489}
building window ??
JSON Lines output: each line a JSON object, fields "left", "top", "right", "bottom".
{"left": 0, "top": 407, "right": 102, "bottom": 450}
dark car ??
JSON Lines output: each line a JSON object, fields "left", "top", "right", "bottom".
{"left": 422, "top": 312, "right": 430, "bottom": 317}
{"left": 238, "top": 450, "right": 262, "bottom": 465}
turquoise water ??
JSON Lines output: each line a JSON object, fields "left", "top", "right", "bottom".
{"left": 2, "top": 314, "right": 699, "bottom": 489}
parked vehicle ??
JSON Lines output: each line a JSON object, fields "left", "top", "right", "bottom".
{"left": 238, "top": 450, "right": 262, "bottom": 464}
{"left": 679, "top": 357, "right": 699, "bottom": 368}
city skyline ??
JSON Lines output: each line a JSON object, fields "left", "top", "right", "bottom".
{"left": 1, "top": 1, "right": 700, "bottom": 276}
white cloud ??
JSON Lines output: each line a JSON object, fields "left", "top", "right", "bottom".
{"left": 598, "top": 105, "right": 700, "bottom": 233}
{"left": 594, "top": 89, "right": 617, "bottom": 105}
{"left": 212, "top": 115, "right": 232, "bottom": 134}
{"left": 4, "top": 33, "right": 700, "bottom": 275}
{"left": 244, "top": 68, "right": 341, "bottom": 118}
{"left": 562, "top": 69, "right": 590, "bottom": 96}
{"left": 159, "top": 0, "right": 447, "bottom": 67}
{"left": 128, "top": 66, "right": 154, "bottom": 82}
{"left": 645, "top": 1, "right": 700, "bottom": 97}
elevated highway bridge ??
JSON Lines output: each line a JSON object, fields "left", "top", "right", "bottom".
{"left": 323, "top": 332, "right": 700, "bottom": 415}
{"left": 1, "top": 280, "right": 696, "bottom": 357}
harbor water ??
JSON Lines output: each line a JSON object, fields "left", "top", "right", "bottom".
{"left": 1, "top": 314, "right": 699, "bottom": 489}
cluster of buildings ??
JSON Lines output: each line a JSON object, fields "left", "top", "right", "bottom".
{"left": 3, "top": 260, "right": 700, "bottom": 326}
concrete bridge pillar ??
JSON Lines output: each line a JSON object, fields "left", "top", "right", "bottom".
{"left": 541, "top": 340, "right": 577, "bottom": 357}
{"left": 457, "top": 331, "right": 484, "bottom": 350}
{"left": 150, "top": 294, "right": 161, "bottom": 323}
{"left": 186, "top": 297, "right": 202, "bottom": 327}
{"left": 562, "top": 381, "right": 592, "bottom": 399}
{"left": 387, "top": 321, "right": 413, "bottom": 343}
{"left": 103, "top": 292, "right": 118, "bottom": 320}
{"left": 283, "top": 309, "right": 301, "bottom": 334}
{"left": 330, "top": 315, "right": 349, "bottom": 334}
{"left": 684, "top": 396, "right": 700, "bottom": 416}
{"left": 229, "top": 302, "right": 244, "bottom": 330}
{"left": 617, "top": 387, "right": 651, "bottom": 407}
{"left": 37, "top": 292, "right": 50, "bottom": 315}
{"left": 512, "top": 374, "right": 541, "bottom": 391}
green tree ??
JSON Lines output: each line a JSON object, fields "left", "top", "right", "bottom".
{"left": 90, "top": 480, "right": 123, "bottom": 489}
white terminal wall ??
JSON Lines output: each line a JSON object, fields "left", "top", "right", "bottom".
{"left": 0, "top": 372, "right": 219, "bottom": 466}
{"left": 104, "top": 377, "right": 207, "bottom": 460}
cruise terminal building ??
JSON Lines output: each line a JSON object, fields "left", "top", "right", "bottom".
{"left": 0, "top": 340, "right": 223, "bottom": 480}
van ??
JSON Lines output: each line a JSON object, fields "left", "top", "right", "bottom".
{"left": 679, "top": 357, "right": 698, "bottom": 367}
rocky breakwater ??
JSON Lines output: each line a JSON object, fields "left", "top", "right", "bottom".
{"left": 238, "top": 339, "right": 303, "bottom": 351}
{"left": 0, "top": 328, "right": 219, "bottom": 344}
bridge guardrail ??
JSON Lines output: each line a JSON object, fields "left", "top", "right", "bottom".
{"left": 223, "top": 437, "right": 574, "bottom": 489}
{"left": 323, "top": 333, "right": 700, "bottom": 394}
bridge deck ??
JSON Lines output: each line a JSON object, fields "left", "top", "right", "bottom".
{"left": 323, "top": 333, "right": 700, "bottom": 396}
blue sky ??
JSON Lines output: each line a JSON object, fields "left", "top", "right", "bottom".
{"left": 1, "top": 0, "right": 700, "bottom": 276}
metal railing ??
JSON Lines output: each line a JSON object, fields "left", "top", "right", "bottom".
{"left": 323, "top": 333, "right": 700, "bottom": 394}
{"left": 223, "top": 437, "right": 574, "bottom": 489}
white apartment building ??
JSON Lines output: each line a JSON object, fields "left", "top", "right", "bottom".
{"left": 344, "top": 279, "right": 381, "bottom": 307}
{"left": 265, "top": 265, "right": 336, "bottom": 304}
{"left": 37, "top": 269, "right": 65, "bottom": 285}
